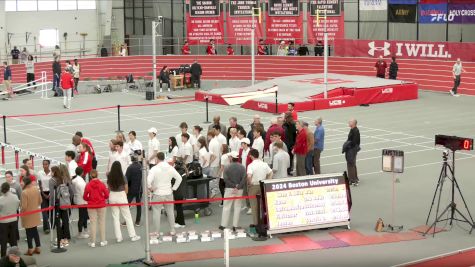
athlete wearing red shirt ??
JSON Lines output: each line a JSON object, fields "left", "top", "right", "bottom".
{"left": 60, "top": 69, "right": 74, "bottom": 109}
{"left": 182, "top": 41, "right": 191, "bottom": 55}
{"left": 375, "top": 56, "right": 387, "bottom": 78}
{"left": 227, "top": 45, "right": 234, "bottom": 55}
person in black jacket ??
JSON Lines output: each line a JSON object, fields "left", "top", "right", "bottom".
{"left": 298, "top": 44, "right": 309, "bottom": 56}
{"left": 100, "top": 44, "right": 108, "bottom": 57}
{"left": 342, "top": 119, "right": 361, "bottom": 186}
{"left": 389, "top": 56, "right": 398, "bottom": 80}
{"left": 314, "top": 41, "right": 324, "bottom": 56}
{"left": 52, "top": 58, "right": 62, "bottom": 97}
{"left": 190, "top": 60, "right": 202, "bottom": 89}
{"left": 283, "top": 112, "right": 297, "bottom": 175}
{"left": 125, "top": 156, "right": 142, "bottom": 226}
{"left": 159, "top": 66, "right": 170, "bottom": 92}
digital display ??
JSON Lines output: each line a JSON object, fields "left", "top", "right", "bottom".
{"left": 435, "top": 135, "right": 474, "bottom": 151}
{"left": 262, "top": 174, "right": 350, "bottom": 234}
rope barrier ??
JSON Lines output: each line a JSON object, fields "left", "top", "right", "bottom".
{"left": 0, "top": 195, "right": 256, "bottom": 221}
{"left": 2, "top": 99, "right": 196, "bottom": 118}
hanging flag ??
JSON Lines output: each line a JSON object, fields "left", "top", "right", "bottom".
{"left": 389, "top": 4, "right": 417, "bottom": 23}
{"left": 419, "top": 3, "right": 449, "bottom": 24}
{"left": 388, "top": 0, "right": 417, "bottom": 4}
{"left": 448, "top": 3, "right": 475, "bottom": 24}
{"left": 265, "top": 0, "right": 304, "bottom": 44}
{"left": 308, "top": 0, "right": 345, "bottom": 44}
{"left": 359, "top": 0, "right": 388, "bottom": 11}
{"left": 186, "top": 0, "right": 224, "bottom": 45}
{"left": 226, "top": 0, "right": 263, "bottom": 45}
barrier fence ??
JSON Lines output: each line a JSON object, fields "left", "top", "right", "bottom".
{"left": 0, "top": 195, "right": 257, "bottom": 222}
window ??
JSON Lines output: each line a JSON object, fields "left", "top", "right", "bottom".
{"left": 4, "top": 0, "right": 97, "bottom": 12}
{"left": 17, "top": 0, "right": 37, "bottom": 11}
{"left": 5, "top": 0, "right": 17, "bottom": 11}
{"left": 77, "top": 0, "right": 95, "bottom": 10}
{"left": 58, "top": 0, "right": 77, "bottom": 10}
{"left": 38, "top": 0, "right": 57, "bottom": 11}
{"left": 39, "top": 29, "right": 59, "bottom": 47}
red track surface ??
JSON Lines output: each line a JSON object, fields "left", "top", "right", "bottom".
{"left": 406, "top": 248, "right": 475, "bottom": 267}
{"left": 3, "top": 56, "right": 474, "bottom": 95}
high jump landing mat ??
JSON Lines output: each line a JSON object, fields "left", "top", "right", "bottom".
{"left": 195, "top": 73, "right": 418, "bottom": 113}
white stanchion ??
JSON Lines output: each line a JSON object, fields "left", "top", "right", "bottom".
{"left": 41, "top": 71, "right": 49, "bottom": 99}
{"left": 224, "top": 229, "right": 230, "bottom": 267}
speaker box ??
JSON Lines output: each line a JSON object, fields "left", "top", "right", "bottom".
{"left": 145, "top": 91, "right": 154, "bottom": 101}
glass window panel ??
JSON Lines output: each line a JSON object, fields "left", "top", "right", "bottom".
{"left": 78, "top": 0, "right": 95, "bottom": 9}
{"left": 5, "top": 0, "right": 17, "bottom": 12}
{"left": 39, "top": 29, "right": 59, "bottom": 47}
{"left": 38, "top": 0, "right": 58, "bottom": 11}
{"left": 17, "top": 0, "right": 37, "bottom": 11}
{"left": 58, "top": 0, "right": 77, "bottom": 10}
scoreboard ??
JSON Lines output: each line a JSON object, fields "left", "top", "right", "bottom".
{"left": 261, "top": 173, "right": 351, "bottom": 234}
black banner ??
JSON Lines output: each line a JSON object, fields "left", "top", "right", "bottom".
{"left": 268, "top": 0, "right": 300, "bottom": 16}
{"left": 310, "top": 0, "right": 341, "bottom": 17}
{"left": 388, "top": 4, "right": 417, "bottom": 23}
{"left": 190, "top": 0, "right": 220, "bottom": 17}
{"left": 229, "top": 0, "right": 259, "bottom": 17}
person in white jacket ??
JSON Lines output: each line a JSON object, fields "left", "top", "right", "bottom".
{"left": 147, "top": 152, "right": 182, "bottom": 236}
{"left": 71, "top": 166, "right": 89, "bottom": 239}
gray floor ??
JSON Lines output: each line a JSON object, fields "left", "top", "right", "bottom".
{"left": 0, "top": 85, "right": 475, "bottom": 267}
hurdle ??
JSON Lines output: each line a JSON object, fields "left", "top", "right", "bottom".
{"left": 0, "top": 71, "right": 52, "bottom": 99}
{"left": 0, "top": 142, "right": 62, "bottom": 177}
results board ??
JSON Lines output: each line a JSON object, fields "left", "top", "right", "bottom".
{"left": 262, "top": 173, "right": 350, "bottom": 234}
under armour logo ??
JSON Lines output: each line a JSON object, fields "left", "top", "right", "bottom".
{"left": 368, "top": 41, "right": 391, "bottom": 57}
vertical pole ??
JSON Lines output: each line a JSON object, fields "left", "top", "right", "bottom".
{"left": 357, "top": 0, "right": 360, "bottom": 39}
{"left": 387, "top": 0, "right": 390, "bottom": 40}
{"left": 275, "top": 91, "right": 278, "bottom": 114}
{"left": 30, "top": 154, "right": 34, "bottom": 170}
{"left": 323, "top": 9, "right": 328, "bottom": 99}
{"left": 142, "top": 157, "right": 152, "bottom": 263}
{"left": 224, "top": 228, "right": 230, "bottom": 267}
{"left": 117, "top": 105, "right": 121, "bottom": 132}
{"left": 14, "top": 150, "right": 19, "bottom": 170}
{"left": 2, "top": 116, "right": 6, "bottom": 144}
{"left": 251, "top": 15, "right": 255, "bottom": 86}
{"left": 1, "top": 146, "right": 4, "bottom": 166}
{"left": 152, "top": 21, "right": 157, "bottom": 96}
{"left": 204, "top": 96, "right": 210, "bottom": 123}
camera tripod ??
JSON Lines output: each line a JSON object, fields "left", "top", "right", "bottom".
{"left": 424, "top": 149, "right": 475, "bottom": 236}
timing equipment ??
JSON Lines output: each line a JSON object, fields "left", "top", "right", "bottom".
{"left": 423, "top": 136, "right": 475, "bottom": 236}
{"left": 435, "top": 135, "right": 473, "bottom": 151}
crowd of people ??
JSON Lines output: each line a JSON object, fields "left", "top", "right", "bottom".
{"left": 0, "top": 105, "right": 362, "bottom": 257}
{"left": 182, "top": 39, "right": 326, "bottom": 57}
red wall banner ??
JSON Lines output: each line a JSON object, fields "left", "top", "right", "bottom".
{"left": 265, "top": 0, "right": 304, "bottom": 44}
{"left": 226, "top": 0, "right": 264, "bottom": 45}
{"left": 307, "top": 0, "right": 344, "bottom": 45}
{"left": 334, "top": 39, "right": 475, "bottom": 62}
{"left": 186, "top": 0, "right": 224, "bottom": 45}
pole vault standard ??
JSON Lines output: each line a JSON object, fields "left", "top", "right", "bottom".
{"left": 316, "top": 9, "right": 329, "bottom": 99}
{"left": 251, "top": 7, "right": 262, "bottom": 86}
{"left": 152, "top": 17, "right": 163, "bottom": 98}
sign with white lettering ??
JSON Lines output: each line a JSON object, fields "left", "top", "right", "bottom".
{"left": 186, "top": 0, "right": 224, "bottom": 45}
{"left": 359, "top": 0, "right": 388, "bottom": 11}
{"left": 266, "top": 0, "right": 303, "bottom": 44}
{"left": 261, "top": 173, "right": 350, "bottom": 234}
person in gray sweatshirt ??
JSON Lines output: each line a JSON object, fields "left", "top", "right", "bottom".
{"left": 0, "top": 182, "right": 20, "bottom": 257}
{"left": 4, "top": 171, "right": 21, "bottom": 200}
